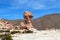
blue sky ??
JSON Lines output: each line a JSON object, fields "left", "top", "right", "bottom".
{"left": 0, "top": 0, "right": 60, "bottom": 20}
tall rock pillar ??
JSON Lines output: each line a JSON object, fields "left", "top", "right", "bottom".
{"left": 23, "top": 11, "right": 35, "bottom": 31}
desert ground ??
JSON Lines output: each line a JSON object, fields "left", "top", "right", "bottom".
{"left": 12, "top": 29, "right": 60, "bottom": 40}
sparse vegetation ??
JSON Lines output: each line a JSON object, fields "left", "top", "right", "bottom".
{"left": 22, "top": 30, "right": 33, "bottom": 33}
{"left": 1, "top": 33, "right": 13, "bottom": 40}
{"left": 5, "top": 33, "right": 13, "bottom": 40}
{"left": 11, "top": 31, "right": 21, "bottom": 34}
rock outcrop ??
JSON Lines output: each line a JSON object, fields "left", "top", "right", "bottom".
{"left": 20, "top": 11, "right": 36, "bottom": 31}
{"left": 0, "top": 19, "right": 13, "bottom": 29}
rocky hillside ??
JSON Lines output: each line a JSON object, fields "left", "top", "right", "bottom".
{"left": 1, "top": 14, "right": 60, "bottom": 30}
{"left": 33, "top": 14, "right": 60, "bottom": 30}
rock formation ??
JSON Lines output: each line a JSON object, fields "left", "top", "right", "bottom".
{"left": 0, "top": 11, "right": 36, "bottom": 33}
{"left": 5, "top": 22, "right": 13, "bottom": 29}
{"left": 20, "top": 11, "right": 36, "bottom": 31}
{"left": 0, "top": 19, "right": 13, "bottom": 29}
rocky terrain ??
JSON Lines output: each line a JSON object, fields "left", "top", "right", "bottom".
{"left": 2, "top": 13, "right": 60, "bottom": 30}
{"left": 0, "top": 13, "right": 60, "bottom": 40}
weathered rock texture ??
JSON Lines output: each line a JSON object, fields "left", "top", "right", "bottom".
{"left": 0, "top": 19, "right": 13, "bottom": 29}
{"left": 20, "top": 11, "right": 35, "bottom": 31}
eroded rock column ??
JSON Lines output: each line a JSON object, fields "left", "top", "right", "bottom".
{"left": 20, "top": 11, "right": 36, "bottom": 31}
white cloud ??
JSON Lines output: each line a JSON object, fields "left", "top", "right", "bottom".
{"left": 26, "top": 0, "right": 57, "bottom": 10}
{"left": 9, "top": 0, "right": 59, "bottom": 10}
{"left": 27, "top": 1, "right": 45, "bottom": 10}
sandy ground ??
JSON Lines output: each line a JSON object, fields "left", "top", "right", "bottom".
{"left": 12, "top": 30, "right": 60, "bottom": 40}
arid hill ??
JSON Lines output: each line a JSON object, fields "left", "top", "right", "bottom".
{"left": 1, "top": 14, "right": 60, "bottom": 30}
{"left": 32, "top": 14, "right": 60, "bottom": 30}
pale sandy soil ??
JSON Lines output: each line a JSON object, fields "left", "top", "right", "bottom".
{"left": 12, "top": 29, "right": 60, "bottom": 40}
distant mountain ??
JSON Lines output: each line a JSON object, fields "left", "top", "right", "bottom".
{"left": 1, "top": 14, "right": 60, "bottom": 30}
{"left": 32, "top": 14, "right": 60, "bottom": 30}
{"left": 3, "top": 19, "right": 23, "bottom": 26}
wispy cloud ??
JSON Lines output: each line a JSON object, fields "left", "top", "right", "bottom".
{"left": 7, "top": 0, "right": 58, "bottom": 10}
{"left": 0, "top": 0, "right": 59, "bottom": 10}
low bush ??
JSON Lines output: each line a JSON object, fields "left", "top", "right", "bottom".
{"left": 1, "top": 33, "right": 13, "bottom": 40}
{"left": 11, "top": 31, "right": 21, "bottom": 34}
{"left": 22, "top": 30, "right": 33, "bottom": 33}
